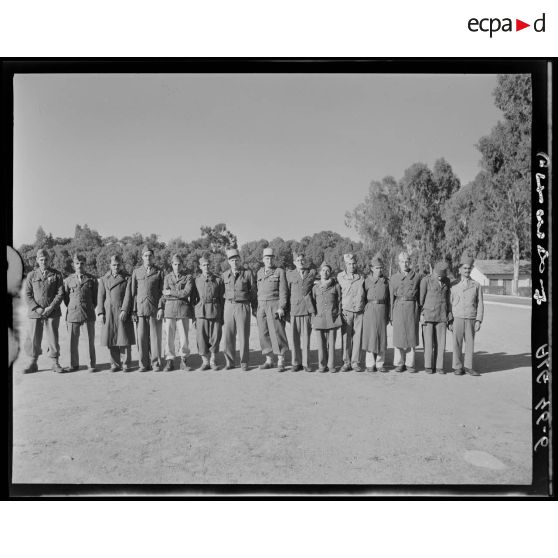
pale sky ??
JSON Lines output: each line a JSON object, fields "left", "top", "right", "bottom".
{"left": 13, "top": 73, "right": 502, "bottom": 247}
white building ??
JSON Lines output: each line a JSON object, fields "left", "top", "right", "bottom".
{"left": 471, "top": 259, "right": 531, "bottom": 296}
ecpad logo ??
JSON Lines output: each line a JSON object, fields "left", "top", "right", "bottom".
{"left": 468, "top": 13, "right": 546, "bottom": 37}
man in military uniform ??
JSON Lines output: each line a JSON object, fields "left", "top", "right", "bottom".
{"left": 194, "top": 255, "right": 225, "bottom": 370}
{"left": 390, "top": 252, "right": 422, "bottom": 372}
{"left": 337, "top": 253, "right": 365, "bottom": 372}
{"left": 159, "top": 253, "right": 195, "bottom": 371}
{"left": 450, "top": 254, "right": 484, "bottom": 376}
{"left": 222, "top": 248, "right": 256, "bottom": 371}
{"left": 22, "top": 248, "right": 65, "bottom": 373}
{"left": 256, "top": 247, "right": 289, "bottom": 371}
{"left": 129, "top": 245, "right": 164, "bottom": 372}
{"left": 362, "top": 256, "right": 390, "bottom": 373}
{"left": 97, "top": 254, "right": 135, "bottom": 372}
{"left": 63, "top": 254, "right": 98, "bottom": 372}
{"left": 419, "top": 261, "right": 452, "bottom": 374}
{"left": 286, "top": 251, "right": 316, "bottom": 372}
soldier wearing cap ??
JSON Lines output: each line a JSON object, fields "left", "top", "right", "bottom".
{"left": 337, "top": 253, "right": 365, "bottom": 372}
{"left": 390, "top": 251, "right": 422, "bottom": 372}
{"left": 362, "top": 256, "right": 390, "bottom": 372}
{"left": 419, "top": 261, "right": 453, "bottom": 374}
{"left": 221, "top": 248, "right": 256, "bottom": 370}
{"left": 310, "top": 262, "right": 343, "bottom": 372}
{"left": 129, "top": 245, "right": 165, "bottom": 371}
{"left": 159, "top": 253, "right": 195, "bottom": 371}
{"left": 450, "top": 254, "right": 484, "bottom": 376}
{"left": 22, "top": 248, "right": 65, "bottom": 373}
{"left": 256, "top": 247, "right": 289, "bottom": 371}
{"left": 194, "top": 254, "right": 225, "bottom": 370}
{"left": 286, "top": 251, "right": 316, "bottom": 372}
{"left": 96, "top": 254, "right": 135, "bottom": 372}
{"left": 63, "top": 254, "right": 98, "bottom": 372}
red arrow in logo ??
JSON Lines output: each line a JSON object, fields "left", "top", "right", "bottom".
{"left": 516, "top": 19, "right": 530, "bottom": 31}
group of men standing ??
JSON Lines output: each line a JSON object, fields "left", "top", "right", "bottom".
{"left": 21, "top": 245, "right": 484, "bottom": 376}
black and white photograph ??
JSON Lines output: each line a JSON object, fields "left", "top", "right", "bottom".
{"left": 5, "top": 60, "right": 550, "bottom": 494}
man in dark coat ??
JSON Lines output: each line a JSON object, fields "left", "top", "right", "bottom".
{"left": 222, "top": 248, "right": 256, "bottom": 371}
{"left": 159, "top": 253, "right": 195, "bottom": 371}
{"left": 286, "top": 251, "right": 316, "bottom": 372}
{"left": 310, "top": 262, "right": 343, "bottom": 372}
{"left": 22, "top": 248, "right": 65, "bottom": 373}
{"left": 256, "top": 247, "right": 289, "bottom": 371}
{"left": 420, "top": 261, "right": 453, "bottom": 374}
{"left": 362, "top": 256, "right": 390, "bottom": 372}
{"left": 129, "top": 245, "right": 164, "bottom": 372}
{"left": 389, "top": 251, "right": 422, "bottom": 372}
{"left": 194, "top": 255, "right": 225, "bottom": 370}
{"left": 96, "top": 254, "right": 135, "bottom": 372}
{"left": 63, "top": 254, "right": 98, "bottom": 372}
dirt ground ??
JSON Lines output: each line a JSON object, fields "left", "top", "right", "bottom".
{"left": 11, "top": 299, "right": 532, "bottom": 486}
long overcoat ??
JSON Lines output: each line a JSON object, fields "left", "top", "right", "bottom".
{"left": 389, "top": 270, "right": 421, "bottom": 347}
{"left": 63, "top": 273, "right": 98, "bottom": 323}
{"left": 96, "top": 271, "right": 136, "bottom": 347}
{"left": 310, "top": 279, "right": 343, "bottom": 330}
{"left": 362, "top": 275, "right": 390, "bottom": 353}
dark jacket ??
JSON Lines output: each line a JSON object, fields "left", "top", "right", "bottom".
{"left": 222, "top": 268, "right": 256, "bottom": 310}
{"left": 24, "top": 267, "right": 65, "bottom": 319}
{"left": 310, "top": 279, "right": 343, "bottom": 330}
{"left": 63, "top": 273, "right": 98, "bottom": 323}
{"left": 96, "top": 271, "right": 135, "bottom": 346}
{"left": 363, "top": 275, "right": 391, "bottom": 321}
{"left": 286, "top": 268, "right": 316, "bottom": 316}
{"left": 130, "top": 265, "right": 164, "bottom": 317}
{"left": 159, "top": 272, "right": 195, "bottom": 319}
{"left": 194, "top": 273, "right": 225, "bottom": 320}
{"left": 256, "top": 267, "right": 288, "bottom": 311}
{"left": 419, "top": 275, "right": 452, "bottom": 323}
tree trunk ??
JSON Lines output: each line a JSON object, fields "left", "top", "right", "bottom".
{"left": 512, "top": 233, "right": 520, "bottom": 296}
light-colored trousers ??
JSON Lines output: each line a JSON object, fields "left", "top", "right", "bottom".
{"left": 68, "top": 320, "right": 96, "bottom": 368}
{"left": 291, "top": 315, "right": 312, "bottom": 367}
{"left": 365, "top": 350, "right": 385, "bottom": 369}
{"left": 26, "top": 316, "right": 60, "bottom": 360}
{"left": 452, "top": 317, "right": 476, "bottom": 370}
{"left": 223, "top": 301, "right": 251, "bottom": 365}
{"left": 163, "top": 317, "right": 190, "bottom": 359}
{"left": 395, "top": 347, "right": 416, "bottom": 368}
{"left": 342, "top": 310, "right": 363, "bottom": 365}
{"left": 109, "top": 346, "right": 132, "bottom": 367}
{"left": 137, "top": 315, "right": 163, "bottom": 368}
{"left": 316, "top": 329, "right": 337, "bottom": 369}
{"left": 423, "top": 322, "right": 447, "bottom": 370}
{"left": 257, "top": 300, "right": 289, "bottom": 356}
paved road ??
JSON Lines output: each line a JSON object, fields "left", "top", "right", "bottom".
{"left": 484, "top": 294, "right": 531, "bottom": 307}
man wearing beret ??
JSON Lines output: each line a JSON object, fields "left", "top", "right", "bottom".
{"left": 222, "top": 248, "right": 256, "bottom": 371}
{"left": 286, "top": 251, "right": 316, "bottom": 372}
{"left": 390, "top": 251, "right": 422, "bottom": 372}
{"left": 63, "top": 254, "right": 98, "bottom": 372}
{"left": 337, "top": 253, "right": 365, "bottom": 372}
{"left": 362, "top": 256, "right": 390, "bottom": 373}
{"left": 96, "top": 254, "right": 135, "bottom": 372}
{"left": 419, "top": 261, "right": 453, "bottom": 374}
{"left": 194, "top": 254, "right": 225, "bottom": 370}
{"left": 22, "top": 249, "right": 65, "bottom": 373}
{"left": 450, "top": 254, "right": 484, "bottom": 376}
{"left": 129, "top": 245, "right": 165, "bottom": 372}
{"left": 256, "top": 247, "right": 289, "bottom": 371}
{"left": 159, "top": 253, "right": 195, "bottom": 371}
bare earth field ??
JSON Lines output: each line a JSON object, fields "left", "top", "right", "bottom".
{"left": 11, "top": 300, "right": 532, "bottom": 486}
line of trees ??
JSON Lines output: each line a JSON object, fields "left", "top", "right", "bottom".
{"left": 18, "top": 224, "right": 375, "bottom": 278}
{"left": 345, "top": 74, "right": 532, "bottom": 295}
